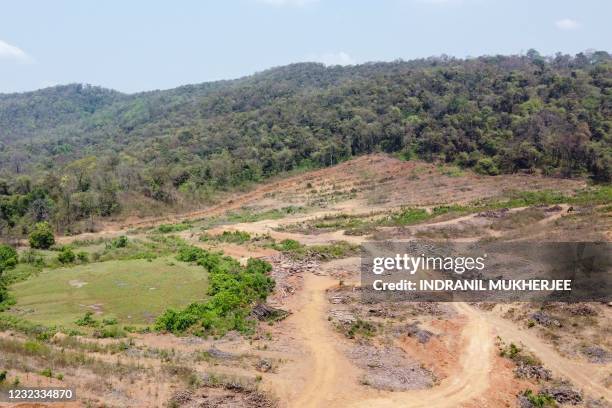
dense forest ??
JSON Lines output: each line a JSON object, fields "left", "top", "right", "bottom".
{"left": 0, "top": 50, "right": 610, "bottom": 238}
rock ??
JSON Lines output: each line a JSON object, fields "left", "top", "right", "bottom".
{"left": 255, "top": 359, "right": 272, "bottom": 373}
{"left": 251, "top": 303, "right": 290, "bottom": 321}
{"left": 531, "top": 311, "right": 562, "bottom": 327}
{"left": 329, "top": 309, "right": 357, "bottom": 324}
{"left": 169, "top": 390, "right": 193, "bottom": 405}
{"left": 476, "top": 208, "right": 509, "bottom": 218}
{"left": 404, "top": 322, "right": 434, "bottom": 344}
{"left": 206, "top": 347, "right": 235, "bottom": 360}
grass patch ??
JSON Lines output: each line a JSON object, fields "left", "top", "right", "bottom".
{"left": 8, "top": 257, "right": 209, "bottom": 328}
{"left": 156, "top": 222, "right": 192, "bottom": 234}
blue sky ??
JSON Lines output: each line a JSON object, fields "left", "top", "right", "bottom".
{"left": 0, "top": 0, "right": 610, "bottom": 94}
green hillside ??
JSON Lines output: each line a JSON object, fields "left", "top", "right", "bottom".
{"left": 0, "top": 51, "right": 610, "bottom": 237}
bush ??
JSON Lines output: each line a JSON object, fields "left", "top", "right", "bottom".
{"left": 109, "top": 235, "right": 129, "bottom": 248}
{"left": 75, "top": 311, "right": 98, "bottom": 327}
{"left": 77, "top": 251, "right": 89, "bottom": 263}
{"left": 29, "top": 222, "right": 55, "bottom": 249}
{"left": 0, "top": 245, "right": 18, "bottom": 272}
{"left": 521, "top": 389, "right": 557, "bottom": 408}
{"left": 156, "top": 246, "right": 274, "bottom": 335}
{"left": 40, "top": 368, "right": 53, "bottom": 378}
{"left": 57, "top": 247, "right": 76, "bottom": 264}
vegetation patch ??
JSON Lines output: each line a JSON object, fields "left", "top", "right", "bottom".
{"left": 156, "top": 222, "right": 193, "bottom": 234}
{"left": 155, "top": 246, "right": 274, "bottom": 336}
{"left": 268, "top": 239, "right": 359, "bottom": 260}
{"left": 200, "top": 230, "right": 252, "bottom": 244}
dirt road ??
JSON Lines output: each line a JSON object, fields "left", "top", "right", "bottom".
{"left": 349, "top": 303, "right": 493, "bottom": 408}
{"left": 267, "top": 272, "right": 363, "bottom": 407}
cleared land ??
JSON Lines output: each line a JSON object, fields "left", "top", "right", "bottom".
{"left": 0, "top": 155, "right": 610, "bottom": 407}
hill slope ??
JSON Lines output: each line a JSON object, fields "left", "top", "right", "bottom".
{"left": 0, "top": 51, "right": 610, "bottom": 237}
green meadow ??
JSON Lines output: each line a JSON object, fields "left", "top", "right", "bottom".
{"left": 9, "top": 257, "right": 208, "bottom": 328}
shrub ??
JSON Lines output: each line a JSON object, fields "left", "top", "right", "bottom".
{"left": 77, "top": 251, "right": 89, "bottom": 263}
{"left": 0, "top": 370, "right": 6, "bottom": 383}
{"left": 156, "top": 246, "right": 274, "bottom": 335}
{"left": 75, "top": 311, "right": 98, "bottom": 327}
{"left": 28, "top": 222, "right": 55, "bottom": 249}
{"left": 93, "top": 326, "right": 126, "bottom": 338}
{"left": 40, "top": 368, "right": 53, "bottom": 378}
{"left": 109, "top": 235, "right": 129, "bottom": 248}
{"left": 521, "top": 389, "right": 557, "bottom": 408}
{"left": 57, "top": 247, "right": 76, "bottom": 264}
{"left": 0, "top": 245, "right": 18, "bottom": 272}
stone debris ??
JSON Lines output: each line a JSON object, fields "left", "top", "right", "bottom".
{"left": 476, "top": 208, "right": 509, "bottom": 218}
{"left": 514, "top": 362, "right": 552, "bottom": 381}
{"left": 581, "top": 346, "right": 611, "bottom": 364}
{"left": 545, "top": 205, "right": 563, "bottom": 212}
{"left": 531, "top": 310, "right": 562, "bottom": 327}
{"left": 169, "top": 390, "right": 193, "bottom": 405}
{"left": 349, "top": 345, "right": 434, "bottom": 391}
{"left": 329, "top": 309, "right": 357, "bottom": 324}
{"left": 404, "top": 322, "right": 434, "bottom": 344}
{"left": 206, "top": 347, "right": 236, "bottom": 360}
{"left": 563, "top": 303, "right": 597, "bottom": 316}
{"left": 541, "top": 384, "right": 583, "bottom": 405}
{"left": 330, "top": 294, "right": 350, "bottom": 304}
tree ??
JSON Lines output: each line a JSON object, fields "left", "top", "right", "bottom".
{"left": 29, "top": 222, "right": 55, "bottom": 249}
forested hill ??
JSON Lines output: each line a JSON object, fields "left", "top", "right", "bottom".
{"left": 0, "top": 51, "right": 610, "bottom": 236}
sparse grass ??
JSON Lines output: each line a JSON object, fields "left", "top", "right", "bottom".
{"left": 156, "top": 222, "right": 192, "bottom": 234}
{"left": 200, "top": 230, "right": 252, "bottom": 244}
{"left": 490, "top": 208, "right": 547, "bottom": 230}
{"left": 226, "top": 206, "right": 304, "bottom": 223}
{"left": 268, "top": 239, "right": 359, "bottom": 260}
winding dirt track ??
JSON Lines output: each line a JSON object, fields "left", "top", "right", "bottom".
{"left": 349, "top": 304, "right": 493, "bottom": 408}
{"left": 281, "top": 270, "right": 495, "bottom": 408}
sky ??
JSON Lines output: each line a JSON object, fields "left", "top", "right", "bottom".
{"left": 1, "top": 0, "right": 610, "bottom": 94}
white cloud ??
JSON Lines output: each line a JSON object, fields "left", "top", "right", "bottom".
{"left": 555, "top": 18, "right": 580, "bottom": 30}
{"left": 0, "top": 39, "right": 32, "bottom": 62}
{"left": 256, "top": 0, "right": 318, "bottom": 7}
{"left": 308, "top": 51, "right": 355, "bottom": 66}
